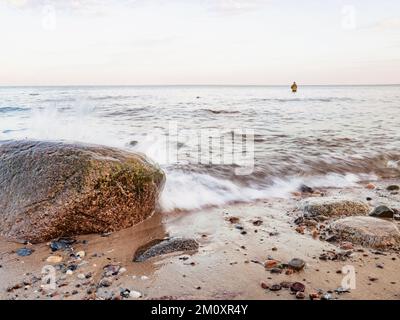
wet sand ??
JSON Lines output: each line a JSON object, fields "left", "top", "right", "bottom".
{"left": 1, "top": 181, "right": 399, "bottom": 300}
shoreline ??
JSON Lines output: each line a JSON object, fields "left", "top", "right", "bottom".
{"left": 1, "top": 180, "right": 399, "bottom": 300}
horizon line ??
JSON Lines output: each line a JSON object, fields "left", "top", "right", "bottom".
{"left": 1, "top": 83, "right": 400, "bottom": 87}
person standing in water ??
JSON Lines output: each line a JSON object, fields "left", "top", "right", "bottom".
{"left": 291, "top": 82, "right": 298, "bottom": 93}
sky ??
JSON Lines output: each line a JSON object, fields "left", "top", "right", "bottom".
{"left": 0, "top": 0, "right": 400, "bottom": 85}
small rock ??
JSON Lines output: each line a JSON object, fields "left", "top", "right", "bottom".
{"left": 77, "top": 273, "right": 86, "bottom": 280}
{"left": 369, "top": 205, "right": 395, "bottom": 219}
{"left": 120, "top": 289, "right": 131, "bottom": 298}
{"left": 300, "top": 184, "right": 314, "bottom": 193}
{"left": 366, "top": 183, "right": 376, "bottom": 190}
{"left": 309, "top": 292, "right": 320, "bottom": 300}
{"left": 99, "top": 278, "right": 112, "bottom": 287}
{"left": 387, "top": 185, "right": 400, "bottom": 191}
{"left": 264, "top": 260, "right": 280, "bottom": 269}
{"left": 296, "top": 291, "right": 305, "bottom": 299}
{"left": 288, "top": 258, "right": 305, "bottom": 271}
{"left": 321, "top": 293, "right": 333, "bottom": 300}
{"left": 340, "top": 242, "right": 354, "bottom": 250}
{"left": 129, "top": 290, "right": 142, "bottom": 299}
{"left": 46, "top": 255, "right": 63, "bottom": 264}
{"left": 295, "top": 226, "right": 305, "bottom": 234}
{"left": 76, "top": 251, "right": 85, "bottom": 258}
{"left": 66, "top": 270, "right": 74, "bottom": 275}
{"left": 16, "top": 248, "right": 34, "bottom": 257}
{"left": 119, "top": 267, "right": 127, "bottom": 274}
{"left": 269, "top": 284, "right": 282, "bottom": 291}
{"left": 260, "top": 282, "right": 269, "bottom": 290}
{"left": 252, "top": 219, "right": 263, "bottom": 226}
{"left": 226, "top": 216, "right": 240, "bottom": 224}
{"left": 290, "top": 282, "right": 305, "bottom": 292}
{"left": 50, "top": 238, "right": 76, "bottom": 252}
{"left": 335, "top": 287, "right": 350, "bottom": 294}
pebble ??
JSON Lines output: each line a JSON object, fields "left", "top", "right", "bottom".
{"left": 46, "top": 255, "right": 63, "bottom": 264}
{"left": 321, "top": 293, "right": 333, "bottom": 300}
{"left": 296, "top": 292, "right": 306, "bottom": 299}
{"left": 50, "top": 238, "right": 76, "bottom": 252}
{"left": 290, "top": 282, "right": 305, "bottom": 292}
{"left": 387, "top": 185, "right": 400, "bottom": 191}
{"left": 369, "top": 205, "right": 395, "bottom": 218}
{"left": 260, "top": 282, "right": 269, "bottom": 289}
{"left": 76, "top": 251, "right": 85, "bottom": 258}
{"left": 77, "top": 273, "right": 86, "bottom": 280}
{"left": 99, "top": 278, "right": 112, "bottom": 287}
{"left": 366, "top": 183, "right": 376, "bottom": 190}
{"left": 264, "top": 259, "right": 280, "bottom": 269}
{"left": 66, "top": 270, "right": 74, "bottom": 275}
{"left": 288, "top": 258, "right": 305, "bottom": 271}
{"left": 300, "top": 184, "right": 314, "bottom": 193}
{"left": 129, "top": 290, "right": 142, "bottom": 299}
{"left": 120, "top": 289, "right": 131, "bottom": 298}
{"left": 309, "top": 293, "right": 320, "bottom": 300}
{"left": 269, "top": 284, "right": 282, "bottom": 291}
{"left": 16, "top": 248, "right": 34, "bottom": 257}
{"left": 226, "top": 217, "right": 240, "bottom": 224}
{"left": 119, "top": 267, "right": 127, "bottom": 274}
{"left": 252, "top": 219, "right": 263, "bottom": 226}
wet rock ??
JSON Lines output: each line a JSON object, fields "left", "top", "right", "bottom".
{"left": 16, "top": 248, "right": 34, "bottom": 257}
{"left": 296, "top": 292, "right": 305, "bottom": 299}
{"left": 269, "top": 284, "right": 282, "bottom": 291}
{"left": 133, "top": 238, "right": 199, "bottom": 262}
{"left": 369, "top": 205, "right": 395, "bottom": 219}
{"left": 299, "top": 197, "right": 370, "bottom": 217}
{"left": 260, "top": 282, "right": 269, "bottom": 290}
{"left": 226, "top": 216, "right": 240, "bottom": 224}
{"left": 288, "top": 258, "right": 305, "bottom": 271}
{"left": 103, "top": 265, "right": 121, "bottom": 277}
{"left": 290, "top": 282, "right": 305, "bottom": 292}
{"left": 120, "top": 288, "right": 131, "bottom": 298}
{"left": 387, "top": 185, "right": 400, "bottom": 191}
{"left": 299, "top": 184, "right": 314, "bottom": 193}
{"left": 331, "top": 216, "right": 400, "bottom": 249}
{"left": 252, "top": 219, "right": 263, "bottom": 226}
{"left": 0, "top": 140, "right": 165, "bottom": 243}
{"left": 335, "top": 287, "right": 350, "bottom": 294}
{"left": 99, "top": 278, "right": 112, "bottom": 287}
{"left": 50, "top": 238, "right": 76, "bottom": 252}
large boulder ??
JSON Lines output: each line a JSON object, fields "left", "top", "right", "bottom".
{"left": 0, "top": 140, "right": 165, "bottom": 243}
{"left": 330, "top": 216, "right": 400, "bottom": 249}
{"left": 299, "top": 197, "right": 370, "bottom": 217}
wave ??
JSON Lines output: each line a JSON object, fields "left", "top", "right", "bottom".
{"left": 0, "top": 106, "right": 29, "bottom": 113}
{"left": 256, "top": 97, "right": 355, "bottom": 103}
{"left": 202, "top": 109, "right": 241, "bottom": 114}
{"left": 89, "top": 95, "right": 139, "bottom": 101}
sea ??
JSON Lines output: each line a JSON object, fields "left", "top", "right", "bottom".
{"left": 1, "top": 85, "right": 399, "bottom": 211}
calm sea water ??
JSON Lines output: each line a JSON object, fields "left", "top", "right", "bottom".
{"left": 1, "top": 85, "right": 399, "bottom": 211}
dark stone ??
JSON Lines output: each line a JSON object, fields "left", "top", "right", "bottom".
{"left": 0, "top": 140, "right": 165, "bottom": 243}
{"left": 269, "top": 284, "right": 282, "bottom": 291}
{"left": 133, "top": 238, "right": 199, "bottom": 262}
{"left": 387, "top": 185, "right": 400, "bottom": 191}
{"left": 16, "top": 248, "right": 34, "bottom": 257}
{"left": 290, "top": 282, "right": 305, "bottom": 292}
{"left": 369, "top": 205, "right": 395, "bottom": 219}
{"left": 50, "top": 238, "right": 76, "bottom": 251}
{"left": 299, "top": 184, "right": 314, "bottom": 193}
{"left": 288, "top": 258, "right": 305, "bottom": 271}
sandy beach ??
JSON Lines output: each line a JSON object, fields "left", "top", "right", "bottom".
{"left": 1, "top": 179, "right": 399, "bottom": 300}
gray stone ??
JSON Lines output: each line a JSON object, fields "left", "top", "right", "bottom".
{"left": 299, "top": 197, "right": 370, "bottom": 217}
{"left": 331, "top": 216, "right": 400, "bottom": 249}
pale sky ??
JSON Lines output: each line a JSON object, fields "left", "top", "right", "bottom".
{"left": 1, "top": 0, "right": 400, "bottom": 85}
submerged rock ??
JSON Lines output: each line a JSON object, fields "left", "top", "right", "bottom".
{"left": 369, "top": 205, "right": 395, "bottom": 219}
{"left": 16, "top": 248, "right": 34, "bottom": 257}
{"left": 299, "top": 197, "right": 370, "bottom": 217}
{"left": 0, "top": 140, "right": 165, "bottom": 243}
{"left": 331, "top": 216, "right": 400, "bottom": 249}
{"left": 133, "top": 238, "right": 199, "bottom": 262}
